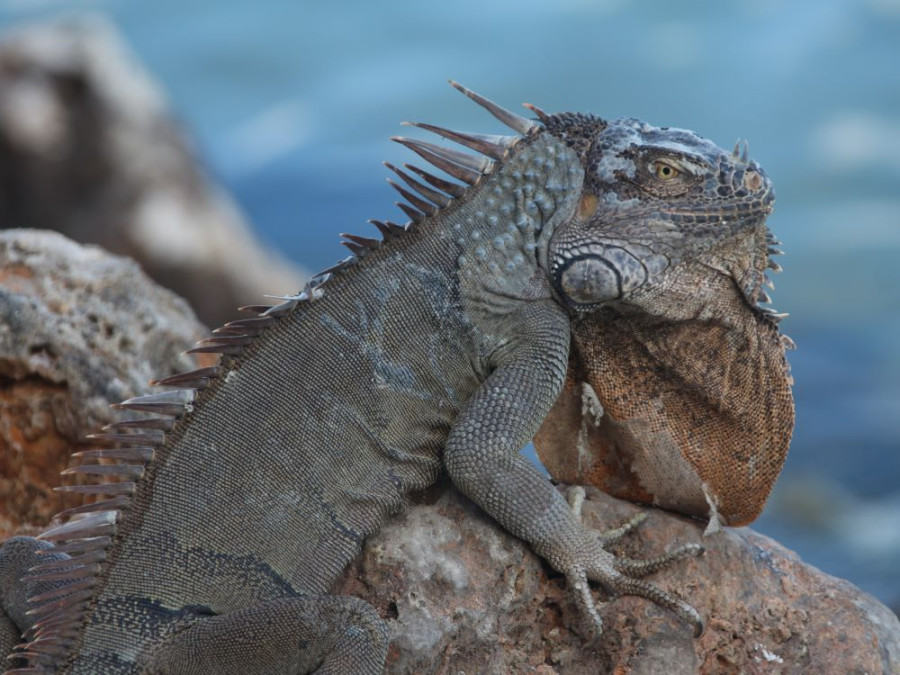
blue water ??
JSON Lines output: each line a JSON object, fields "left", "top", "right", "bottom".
{"left": 2, "top": 0, "right": 898, "bottom": 609}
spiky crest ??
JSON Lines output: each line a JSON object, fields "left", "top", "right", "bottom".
{"left": 7, "top": 81, "right": 548, "bottom": 672}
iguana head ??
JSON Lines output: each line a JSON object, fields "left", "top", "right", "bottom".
{"left": 529, "top": 110, "right": 794, "bottom": 528}
{"left": 542, "top": 113, "right": 774, "bottom": 310}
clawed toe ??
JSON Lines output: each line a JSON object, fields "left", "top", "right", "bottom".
{"left": 566, "top": 486, "right": 587, "bottom": 519}
{"left": 566, "top": 487, "right": 648, "bottom": 546}
{"left": 613, "top": 543, "right": 704, "bottom": 577}
{"left": 567, "top": 569, "right": 605, "bottom": 638}
{"left": 602, "top": 542, "right": 704, "bottom": 636}
{"left": 596, "top": 512, "right": 647, "bottom": 546}
{"left": 608, "top": 575, "right": 704, "bottom": 637}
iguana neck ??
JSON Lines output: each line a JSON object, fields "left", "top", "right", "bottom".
{"left": 447, "top": 133, "right": 583, "bottom": 319}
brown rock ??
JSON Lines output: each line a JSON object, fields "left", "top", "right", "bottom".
{"left": 0, "top": 229, "right": 212, "bottom": 537}
{"left": 338, "top": 482, "right": 900, "bottom": 674}
{"left": 0, "top": 17, "right": 305, "bottom": 327}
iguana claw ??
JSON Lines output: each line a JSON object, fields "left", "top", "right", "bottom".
{"left": 564, "top": 486, "right": 705, "bottom": 638}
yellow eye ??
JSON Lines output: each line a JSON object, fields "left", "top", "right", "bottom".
{"left": 654, "top": 161, "right": 680, "bottom": 180}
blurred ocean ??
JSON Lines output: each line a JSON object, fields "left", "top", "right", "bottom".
{"left": 1, "top": 0, "right": 898, "bottom": 609}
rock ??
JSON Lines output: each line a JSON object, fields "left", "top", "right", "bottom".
{"left": 0, "top": 229, "right": 213, "bottom": 538}
{"left": 337, "top": 482, "right": 900, "bottom": 674}
{"left": 0, "top": 16, "right": 305, "bottom": 327}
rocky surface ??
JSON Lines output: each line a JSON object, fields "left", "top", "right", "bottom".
{"left": 339, "top": 483, "right": 900, "bottom": 674}
{"left": 0, "top": 229, "right": 212, "bottom": 537}
{"left": 0, "top": 17, "right": 305, "bottom": 327}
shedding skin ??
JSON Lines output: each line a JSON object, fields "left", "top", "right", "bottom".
{"left": 0, "top": 82, "right": 789, "bottom": 672}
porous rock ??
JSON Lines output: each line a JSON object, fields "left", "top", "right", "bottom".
{"left": 338, "top": 482, "right": 900, "bottom": 674}
{"left": 0, "top": 16, "right": 305, "bottom": 326}
{"left": 0, "top": 229, "right": 211, "bottom": 537}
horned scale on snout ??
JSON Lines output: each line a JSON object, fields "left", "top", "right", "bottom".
{"left": 0, "top": 81, "right": 795, "bottom": 673}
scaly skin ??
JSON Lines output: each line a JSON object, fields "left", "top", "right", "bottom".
{"left": 0, "top": 84, "right": 785, "bottom": 673}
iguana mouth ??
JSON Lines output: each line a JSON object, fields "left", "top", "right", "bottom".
{"left": 659, "top": 192, "right": 775, "bottom": 220}
{"left": 662, "top": 202, "right": 773, "bottom": 218}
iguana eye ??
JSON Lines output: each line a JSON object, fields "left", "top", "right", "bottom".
{"left": 653, "top": 161, "right": 680, "bottom": 180}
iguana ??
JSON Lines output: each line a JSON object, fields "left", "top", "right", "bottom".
{"left": 0, "top": 81, "right": 793, "bottom": 673}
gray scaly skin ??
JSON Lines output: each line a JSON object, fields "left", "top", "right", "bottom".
{"left": 0, "top": 82, "right": 778, "bottom": 673}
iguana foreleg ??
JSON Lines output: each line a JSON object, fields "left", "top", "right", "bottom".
{"left": 444, "top": 301, "right": 703, "bottom": 636}
{"left": 141, "top": 595, "right": 388, "bottom": 675}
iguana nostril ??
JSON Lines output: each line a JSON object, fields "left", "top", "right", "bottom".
{"left": 744, "top": 170, "right": 763, "bottom": 191}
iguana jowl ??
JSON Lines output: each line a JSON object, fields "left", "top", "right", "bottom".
{"left": 0, "top": 82, "right": 792, "bottom": 673}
